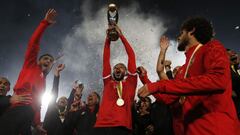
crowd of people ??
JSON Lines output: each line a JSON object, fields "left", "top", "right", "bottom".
{"left": 0, "top": 8, "right": 240, "bottom": 135}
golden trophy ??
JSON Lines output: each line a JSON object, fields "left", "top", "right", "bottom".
{"left": 107, "top": 4, "right": 119, "bottom": 41}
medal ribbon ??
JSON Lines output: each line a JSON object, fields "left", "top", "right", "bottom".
{"left": 179, "top": 44, "right": 203, "bottom": 104}
{"left": 116, "top": 81, "right": 123, "bottom": 99}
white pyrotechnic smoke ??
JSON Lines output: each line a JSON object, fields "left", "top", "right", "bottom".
{"left": 40, "top": 1, "right": 185, "bottom": 120}
{"left": 60, "top": 2, "right": 185, "bottom": 98}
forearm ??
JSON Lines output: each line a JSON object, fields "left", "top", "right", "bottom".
{"left": 158, "top": 72, "right": 169, "bottom": 80}
{"left": 28, "top": 20, "right": 50, "bottom": 45}
{"left": 103, "top": 36, "right": 111, "bottom": 77}
{"left": 156, "top": 49, "right": 167, "bottom": 74}
{"left": 119, "top": 35, "right": 136, "bottom": 73}
{"left": 24, "top": 20, "right": 50, "bottom": 66}
{"left": 67, "top": 89, "right": 75, "bottom": 111}
{"left": 139, "top": 74, "right": 152, "bottom": 85}
{"left": 152, "top": 93, "right": 178, "bottom": 105}
{"left": 51, "top": 75, "right": 60, "bottom": 102}
{"left": 148, "top": 73, "right": 227, "bottom": 95}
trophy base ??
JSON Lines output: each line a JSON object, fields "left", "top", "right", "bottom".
{"left": 108, "top": 31, "right": 119, "bottom": 41}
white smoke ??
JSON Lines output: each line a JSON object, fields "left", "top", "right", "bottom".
{"left": 59, "top": 2, "right": 185, "bottom": 98}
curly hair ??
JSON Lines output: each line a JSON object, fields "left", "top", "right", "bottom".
{"left": 181, "top": 17, "right": 214, "bottom": 44}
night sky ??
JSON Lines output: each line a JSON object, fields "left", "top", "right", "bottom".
{"left": 0, "top": 0, "right": 239, "bottom": 116}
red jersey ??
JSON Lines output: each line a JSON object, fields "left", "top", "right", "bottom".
{"left": 95, "top": 35, "right": 137, "bottom": 130}
{"left": 13, "top": 20, "right": 50, "bottom": 125}
{"left": 147, "top": 40, "right": 240, "bottom": 135}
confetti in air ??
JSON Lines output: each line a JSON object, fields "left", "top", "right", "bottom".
{"left": 60, "top": 1, "right": 185, "bottom": 98}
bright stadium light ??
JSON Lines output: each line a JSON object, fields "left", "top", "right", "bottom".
{"left": 41, "top": 91, "right": 53, "bottom": 106}
{"left": 41, "top": 90, "right": 53, "bottom": 121}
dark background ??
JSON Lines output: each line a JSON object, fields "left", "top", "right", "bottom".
{"left": 0, "top": 0, "right": 239, "bottom": 93}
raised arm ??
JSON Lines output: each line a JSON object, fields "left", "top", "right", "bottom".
{"left": 42, "top": 64, "right": 64, "bottom": 134}
{"left": 115, "top": 25, "right": 136, "bottom": 74}
{"left": 156, "top": 36, "right": 170, "bottom": 80}
{"left": 67, "top": 88, "right": 75, "bottom": 111}
{"left": 24, "top": 9, "right": 57, "bottom": 68}
{"left": 51, "top": 64, "right": 65, "bottom": 103}
{"left": 102, "top": 35, "right": 111, "bottom": 79}
{"left": 67, "top": 82, "right": 84, "bottom": 111}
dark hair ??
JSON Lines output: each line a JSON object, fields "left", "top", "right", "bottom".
{"left": 144, "top": 97, "right": 152, "bottom": 103}
{"left": 38, "top": 53, "right": 54, "bottom": 61}
{"left": 114, "top": 63, "right": 127, "bottom": 70}
{"left": 181, "top": 17, "right": 214, "bottom": 44}
{"left": 93, "top": 91, "right": 101, "bottom": 102}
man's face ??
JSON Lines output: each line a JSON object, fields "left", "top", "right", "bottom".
{"left": 57, "top": 97, "right": 68, "bottom": 108}
{"left": 177, "top": 30, "right": 190, "bottom": 51}
{"left": 0, "top": 78, "right": 10, "bottom": 96}
{"left": 113, "top": 63, "right": 126, "bottom": 81}
{"left": 87, "top": 92, "right": 99, "bottom": 106}
{"left": 38, "top": 56, "right": 54, "bottom": 74}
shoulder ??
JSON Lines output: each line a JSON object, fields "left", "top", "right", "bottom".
{"left": 126, "top": 72, "right": 138, "bottom": 82}
{"left": 204, "top": 39, "right": 226, "bottom": 52}
{"left": 127, "top": 71, "right": 138, "bottom": 77}
{"left": 203, "top": 39, "right": 229, "bottom": 63}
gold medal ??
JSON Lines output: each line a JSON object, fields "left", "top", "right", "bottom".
{"left": 116, "top": 98, "right": 124, "bottom": 106}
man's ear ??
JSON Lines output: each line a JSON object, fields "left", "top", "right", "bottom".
{"left": 188, "top": 28, "right": 196, "bottom": 36}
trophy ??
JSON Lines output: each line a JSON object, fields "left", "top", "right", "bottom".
{"left": 107, "top": 3, "right": 119, "bottom": 41}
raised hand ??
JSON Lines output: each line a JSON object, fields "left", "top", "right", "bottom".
{"left": 56, "top": 64, "right": 65, "bottom": 72}
{"left": 69, "top": 101, "right": 81, "bottom": 112}
{"left": 44, "top": 9, "right": 57, "bottom": 24}
{"left": 137, "top": 66, "right": 147, "bottom": 77}
{"left": 54, "top": 64, "right": 65, "bottom": 76}
{"left": 10, "top": 93, "right": 32, "bottom": 105}
{"left": 164, "top": 60, "right": 172, "bottom": 67}
{"left": 160, "top": 36, "right": 169, "bottom": 50}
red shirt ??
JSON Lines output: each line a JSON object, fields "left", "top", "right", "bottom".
{"left": 95, "top": 35, "right": 137, "bottom": 130}
{"left": 13, "top": 20, "right": 50, "bottom": 125}
{"left": 147, "top": 40, "right": 240, "bottom": 135}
